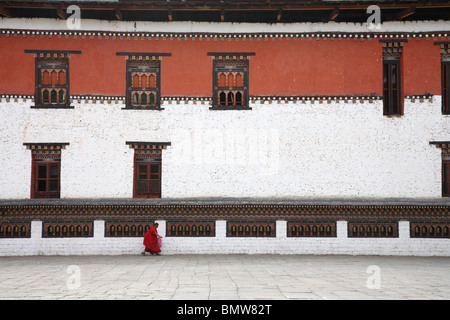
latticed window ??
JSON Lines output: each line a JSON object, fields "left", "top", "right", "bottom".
{"left": 25, "top": 50, "right": 80, "bottom": 108}
{"left": 208, "top": 52, "right": 255, "bottom": 110}
{"left": 129, "top": 61, "right": 159, "bottom": 108}
{"left": 117, "top": 52, "right": 171, "bottom": 110}
{"left": 39, "top": 61, "right": 67, "bottom": 106}
{"left": 217, "top": 70, "right": 245, "bottom": 106}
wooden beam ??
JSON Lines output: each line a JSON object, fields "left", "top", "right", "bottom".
{"left": 0, "top": 7, "right": 14, "bottom": 18}
{"left": 56, "top": 7, "right": 67, "bottom": 20}
{"left": 328, "top": 7, "right": 339, "bottom": 21}
{"left": 2, "top": 2, "right": 450, "bottom": 12}
{"left": 276, "top": 9, "right": 282, "bottom": 22}
{"left": 396, "top": 6, "right": 415, "bottom": 20}
{"left": 115, "top": 8, "right": 122, "bottom": 21}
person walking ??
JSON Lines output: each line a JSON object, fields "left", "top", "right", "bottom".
{"left": 142, "top": 223, "right": 163, "bottom": 256}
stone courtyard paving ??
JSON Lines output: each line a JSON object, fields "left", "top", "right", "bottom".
{"left": 0, "top": 254, "right": 449, "bottom": 300}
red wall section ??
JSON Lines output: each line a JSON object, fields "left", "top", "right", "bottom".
{"left": 402, "top": 39, "right": 441, "bottom": 96}
{"left": 0, "top": 34, "right": 442, "bottom": 97}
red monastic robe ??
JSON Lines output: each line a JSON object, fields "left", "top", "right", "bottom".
{"left": 143, "top": 226, "right": 161, "bottom": 254}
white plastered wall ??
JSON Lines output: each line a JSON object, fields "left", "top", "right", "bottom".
{"left": 0, "top": 97, "right": 448, "bottom": 199}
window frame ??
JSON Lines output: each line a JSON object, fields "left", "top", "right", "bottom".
{"left": 442, "top": 60, "right": 450, "bottom": 115}
{"left": 116, "top": 52, "right": 171, "bottom": 111}
{"left": 208, "top": 52, "right": 255, "bottom": 110}
{"left": 380, "top": 39, "right": 406, "bottom": 117}
{"left": 443, "top": 161, "right": 450, "bottom": 197}
{"left": 134, "top": 158, "right": 162, "bottom": 198}
{"left": 429, "top": 142, "right": 450, "bottom": 198}
{"left": 126, "top": 59, "right": 161, "bottom": 110}
{"left": 25, "top": 50, "right": 81, "bottom": 109}
{"left": 126, "top": 141, "right": 170, "bottom": 199}
{"left": 212, "top": 60, "right": 249, "bottom": 110}
{"left": 32, "top": 159, "right": 61, "bottom": 199}
{"left": 24, "top": 142, "right": 69, "bottom": 199}
{"left": 36, "top": 57, "right": 70, "bottom": 108}
{"left": 383, "top": 57, "right": 402, "bottom": 116}
{"left": 434, "top": 42, "right": 450, "bottom": 115}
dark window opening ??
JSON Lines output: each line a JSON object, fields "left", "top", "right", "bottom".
{"left": 443, "top": 161, "right": 450, "bottom": 197}
{"left": 227, "top": 92, "right": 234, "bottom": 106}
{"left": 383, "top": 58, "right": 402, "bottom": 115}
{"left": 33, "top": 160, "right": 60, "bottom": 198}
{"left": 442, "top": 61, "right": 450, "bottom": 115}
{"left": 134, "top": 160, "right": 161, "bottom": 198}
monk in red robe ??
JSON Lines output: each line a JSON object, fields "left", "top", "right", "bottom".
{"left": 142, "top": 223, "right": 162, "bottom": 256}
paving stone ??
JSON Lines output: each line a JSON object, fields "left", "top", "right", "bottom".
{"left": 0, "top": 254, "right": 449, "bottom": 300}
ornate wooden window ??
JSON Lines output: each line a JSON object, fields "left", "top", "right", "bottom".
{"left": 208, "top": 52, "right": 255, "bottom": 110}
{"left": 25, "top": 50, "right": 81, "bottom": 108}
{"left": 380, "top": 40, "right": 406, "bottom": 116}
{"left": 435, "top": 42, "right": 450, "bottom": 115}
{"left": 24, "top": 142, "right": 69, "bottom": 199}
{"left": 116, "top": 52, "right": 171, "bottom": 110}
{"left": 430, "top": 141, "right": 450, "bottom": 197}
{"left": 126, "top": 141, "right": 171, "bottom": 198}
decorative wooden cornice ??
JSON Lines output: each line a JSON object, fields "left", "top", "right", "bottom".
{"left": 434, "top": 41, "right": 450, "bottom": 60}
{"left": 1, "top": 202, "right": 450, "bottom": 223}
{"left": 1, "top": 94, "right": 438, "bottom": 105}
{"left": 23, "top": 142, "right": 69, "bottom": 158}
{"left": 430, "top": 141, "right": 450, "bottom": 155}
{"left": 24, "top": 49, "right": 82, "bottom": 55}
{"left": 126, "top": 141, "right": 171, "bottom": 158}
{"left": 380, "top": 39, "right": 408, "bottom": 57}
{"left": 208, "top": 52, "right": 255, "bottom": 60}
{"left": 116, "top": 52, "right": 172, "bottom": 60}
{"left": 251, "top": 95, "right": 382, "bottom": 104}
{"left": 2, "top": 29, "right": 449, "bottom": 42}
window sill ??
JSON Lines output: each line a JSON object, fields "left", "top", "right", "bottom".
{"left": 31, "top": 105, "right": 74, "bottom": 109}
{"left": 209, "top": 106, "right": 252, "bottom": 111}
{"left": 383, "top": 113, "right": 403, "bottom": 117}
{"left": 122, "top": 106, "right": 164, "bottom": 111}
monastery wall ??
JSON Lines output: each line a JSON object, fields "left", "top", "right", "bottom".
{"left": 0, "top": 19, "right": 448, "bottom": 200}
{"left": 0, "top": 19, "right": 449, "bottom": 256}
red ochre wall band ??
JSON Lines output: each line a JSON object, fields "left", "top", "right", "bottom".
{"left": 0, "top": 31, "right": 444, "bottom": 98}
